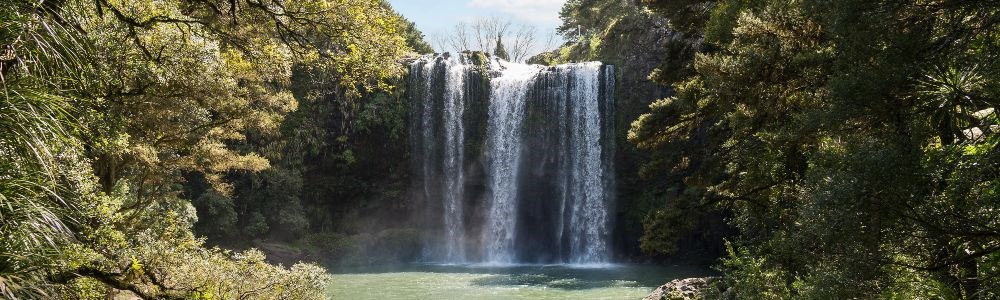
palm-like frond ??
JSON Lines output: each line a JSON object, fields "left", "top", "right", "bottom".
{"left": 916, "top": 63, "right": 994, "bottom": 143}
{"left": 1, "top": 1, "right": 86, "bottom": 298}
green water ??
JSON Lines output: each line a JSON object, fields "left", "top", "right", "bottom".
{"left": 326, "top": 264, "right": 713, "bottom": 300}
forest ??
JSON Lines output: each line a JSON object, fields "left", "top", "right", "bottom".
{"left": 1, "top": 0, "right": 999, "bottom": 299}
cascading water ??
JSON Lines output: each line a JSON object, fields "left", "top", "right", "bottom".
{"left": 482, "top": 61, "right": 535, "bottom": 263}
{"left": 565, "top": 62, "right": 613, "bottom": 263}
{"left": 410, "top": 53, "right": 615, "bottom": 265}
{"left": 440, "top": 56, "right": 469, "bottom": 262}
{"left": 412, "top": 55, "right": 469, "bottom": 262}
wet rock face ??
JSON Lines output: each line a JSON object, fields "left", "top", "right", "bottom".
{"left": 409, "top": 53, "right": 616, "bottom": 264}
{"left": 643, "top": 277, "right": 720, "bottom": 300}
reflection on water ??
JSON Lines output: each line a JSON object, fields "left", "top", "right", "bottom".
{"left": 327, "top": 264, "right": 714, "bottom": 300}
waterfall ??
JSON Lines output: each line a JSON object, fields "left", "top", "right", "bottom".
{"left": 482, "top": 61, "right": 535, "bottom": 263}
{"left": 410, "top": 53, "right": 615, "bottom": 264}
{"left": 441, "top": 56, "right": 469, "bottom": 262}
{"left": 412, "top": 54, "right": 469, "bottom": 262}
{"left": 565, "top": 62, "right": 612, "bottom": 263}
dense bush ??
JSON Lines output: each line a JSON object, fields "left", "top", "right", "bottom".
{"left": 1, "top": 0, "right": 421, "bottom": 297}
{"left": 624, "top": 0, "right": 1000, "bottom": 297}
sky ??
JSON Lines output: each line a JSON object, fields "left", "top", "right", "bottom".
{"left": 387, "top": 0, "right": 567, "bottom": 54}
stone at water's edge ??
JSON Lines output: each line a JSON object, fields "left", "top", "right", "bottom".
{"left": 643, "top": 277, "right": 720, "bottom": 300}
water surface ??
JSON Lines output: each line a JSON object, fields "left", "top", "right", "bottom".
{"left": 327, "top": 263, "right": 713, "bottom": 299}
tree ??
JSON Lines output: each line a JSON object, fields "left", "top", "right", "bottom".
{"left": 398, "top": 18, "right": 436, "bottom": 54}
{"left": 494, "top": 35, "right": 510, "bottom": 60}
{"left": 629, "top": 0, "right": 1000, "bottom": 297}
{"left": 433, "top": 17, "right": 538, "bottom": 62}
{"left": 0, "top": 0, "right": 415, "bottom": 297}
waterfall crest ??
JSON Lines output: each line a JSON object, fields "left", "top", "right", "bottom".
{"left": 410, "top": 53, "right": 615, "bottom": 264}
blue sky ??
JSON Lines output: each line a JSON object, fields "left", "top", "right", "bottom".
{"left": 387, "top": 0, "right": 566, "bottom": 52}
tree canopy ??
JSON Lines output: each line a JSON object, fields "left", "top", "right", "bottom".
{"left": 625, "top": 0, "right": 1000, "bottom": 297}
{"left": 0, "top": 0, "right": 422, "bottom": 298}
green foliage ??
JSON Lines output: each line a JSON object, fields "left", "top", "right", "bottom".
{"left": 642, "top": 0, "right": 714, "bottom": 34}
{"left": 354, "top": 86, "right": 411, "bottom": 140}
{"left": 58, "top": 219, "right": 331, "bottom": 299}
{"left": 714, "top": 243, "right": 792, "bottom": 300}
{"left": 526, "top": 50, "right": 559, "bottom": 66}
{"left": 244, "top": 212, "right": 271, "bottom": 237}
{"left": 397, "top": 18, "right": 436, "bottom": 55}
{"left": 164, "top": 3, "right": 438, "bottom": 277}
{"left": 198, "top": 70, "right": 415, "bottom": 243}
{"left": 628, "top": 0, "right": 1000, "bottom": 297}
{"left": 1, "top": 1, "right": 93, "bottom": 297}
{"left": 494, "top": 36, "right": 510, "bottom": 61}
{"left": 2, "top": 0, "right": 421, "bottom": 298}
{"left": 192, "top": 191, "right": 238, "bottom": 240}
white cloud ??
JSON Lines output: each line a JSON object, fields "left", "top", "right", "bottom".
{"left": 466, "top": 0, "right": 565, "bottom": 23}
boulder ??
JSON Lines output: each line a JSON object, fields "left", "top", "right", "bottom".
{"left": 644, "top": 277, "right": 720, "bottom": 300}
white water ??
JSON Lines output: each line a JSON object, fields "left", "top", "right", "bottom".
{"left": 564, "top": 62, "right": 611, "bottom": 263}
{"left": 441, "top": 56, "right": 469, "bottom": 262}
{"left": 482, "top": 61, "right": 538, "bottom": 263}
{"left": 413, "top": 55, "right": 470, "bottom": 262}
{"left": 411, "top": 54, "right": 614, "bottom": 264}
